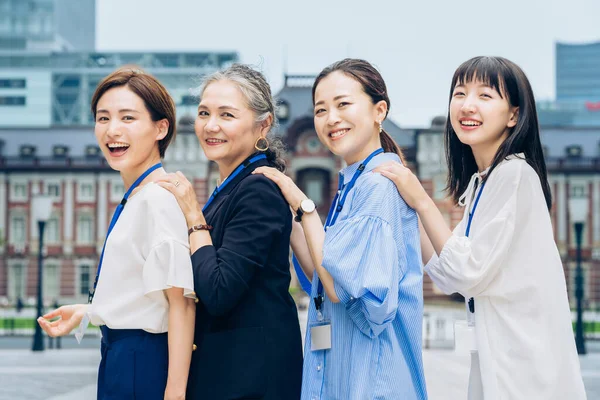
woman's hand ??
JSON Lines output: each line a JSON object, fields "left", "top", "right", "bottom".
{"left": 252, "top": 167, "right": 307, "bottom": 212}
{"left": 373, "top": 161, "right": 432, "bottom": 212}
{"left": 155, "top": 172, "right": 205, "bottom": 228}
{"left": 37, "top": 304, "right": 88, "bottom": 337}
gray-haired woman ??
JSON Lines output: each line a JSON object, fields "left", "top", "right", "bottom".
{"left": 155, "top": 64, "right": 303, "bottom": 400}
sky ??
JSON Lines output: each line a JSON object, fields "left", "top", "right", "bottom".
{"left": 96, "top": 0, "right": 600, "bottom": 128}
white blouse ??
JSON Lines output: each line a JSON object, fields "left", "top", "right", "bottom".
{"left": 89, "top": 182, "right": 195, "bottom": 333}
{"left": 426, "top": 155, "right": 586, "bottom": 400}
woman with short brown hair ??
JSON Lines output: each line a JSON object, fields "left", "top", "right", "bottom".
{"left": 38, "top": 67, "right": 195, "bottom": 400}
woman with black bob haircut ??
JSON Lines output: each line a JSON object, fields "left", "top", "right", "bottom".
{"left": 375, "top": 56, "right": 586, "bottom": 399}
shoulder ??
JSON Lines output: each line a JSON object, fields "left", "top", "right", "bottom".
{"left": 234, "top": 172, "right": 289, "bottom": 213}
{"left": 238, "top": 172, "right": 281, "bottom": 194}
{"left": 491, "top": 156, "right": 543, "bottom": 190}
{"left": 358, "top": 171, "right": 400, "bottom": 197}
{"left": 352, "top": 171, "right": 409, "bottom": 221}
{"left": 140, "top": 182, "right": 185, "bottom": 218}
{"left": 488, "top": 156, "right": 527, "bottom": 188}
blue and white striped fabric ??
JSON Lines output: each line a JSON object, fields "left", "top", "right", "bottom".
{"left": 301, "top": 152, "right": 427, "bottom": 400}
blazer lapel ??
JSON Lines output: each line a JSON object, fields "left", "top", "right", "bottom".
{"left": 203, "top": 155, "right": 270, "bottom": 221}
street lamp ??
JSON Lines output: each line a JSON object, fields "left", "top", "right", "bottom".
{"left": 31, "top": 195, "right": 53, "bottom": 352}
{"left": 568, "top": 194, "right": 588, "bottom": 355}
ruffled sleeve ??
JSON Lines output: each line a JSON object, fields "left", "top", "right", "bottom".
{"left": 141, "top": 183, "right": 195, "bottom": 298}
{"left": 143, "top": 238, "right": 195, "bottom": 298}
{"left": 323, "top": 215, "right": 401, "bottom": 338}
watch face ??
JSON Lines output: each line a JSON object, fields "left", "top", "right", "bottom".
{"left": 301, "top": 199, "right": 316, "bottom": 213}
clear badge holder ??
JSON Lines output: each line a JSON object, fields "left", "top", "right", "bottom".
{"left": 75, "top": 312, "right": 90, "bottom": 344}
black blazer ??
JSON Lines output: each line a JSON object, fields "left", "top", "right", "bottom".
{"left": 187, "top": 155, "right": 303, "bottom": 400}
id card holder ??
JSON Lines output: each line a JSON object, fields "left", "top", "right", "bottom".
{"left": 454, "top": 320, "right": 477, "bottom": 353}
{"left": 75, "top": 312, "right": 90, "bottom": 344}
{"left": 310, "top": 319, "right": 332, "bottom": 351}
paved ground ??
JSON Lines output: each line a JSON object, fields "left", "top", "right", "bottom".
{"left": 0, "top": 309, "right": 598, "bottom": 400}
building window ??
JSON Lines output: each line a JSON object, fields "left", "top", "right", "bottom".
{"left": 45, "top": 215, "right": 60, "bottom": 244}
{"left": 0, "top": 78, "right": 26, "bottom": 88}
{"left": 79, "top": 264, "right": 92, "bottom": 296}
{"left": 11, "top": 182, "right": 27, "bottom": 201}
{"left": 77, "top": 215, "right": 94, "bottom": 245}
{"left": 570, "top": 185, "right": 586, "bottom": 198}
{"left": 78, "top": 182, "right": 94, "bottom": 201}
{"left": 0, "top": 96, "right": 26, "bottom": 106}
{"left": 8, "top": 263, "right": 27, "bottom": 300}
{"left": 10, "top": 216, "right": 26, "bottom": 244}
{"left": 43, "top": 264, "right": 60, "bottom": 301}
{"left": 47, "top": 183, "right": 61, "bottom": 198}
{"left": 305, "top": 180, "right": 323, "bottom": 205}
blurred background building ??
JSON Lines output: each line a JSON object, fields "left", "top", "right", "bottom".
{"left": 0, "top": 0, "right": 598, "bottom": 319}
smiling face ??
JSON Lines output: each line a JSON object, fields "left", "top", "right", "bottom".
{"left": 94, "top": 85, "right": 167, "bottom": 180}
{"left": 313, "top": 71, "right": 386, "bottom": 164}
{"left": 195, "top": 79, "right": 266, "bottom": 176}
{"left": 450, "top": 79, "right": 518, "bottom": 158}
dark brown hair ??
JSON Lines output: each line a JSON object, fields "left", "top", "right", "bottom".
{"left": 312, "top": 58, "right": 405, "bottom": 164}
{"left": 90, "top": 67, "right": 176, "bottom": 158}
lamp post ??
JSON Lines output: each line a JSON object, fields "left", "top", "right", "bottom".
{"left": 568, "top": 194, "right": 588, "bottom": 355}
{"left": 31, "top": 195, "right": 53, "bottom": 352}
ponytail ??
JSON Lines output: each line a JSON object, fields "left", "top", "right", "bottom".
{"left": 380, "top": 128, "right": 406, "bottom": 165}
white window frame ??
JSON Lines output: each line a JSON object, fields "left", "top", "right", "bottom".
{"left": 9, "top": 213, "right": 26, "bottom": 245}
{"left": 10, "top": 181, "right": 28, "bottom": 202}
{"left": 110, "top": 180, "right": 125, "bottom": 203}
{"left": 76, "top": 213, "right": 94, "bottom": 245}
{"left": 44, "top": 213, "right": 61, "bottom": 245}
{"left": 45, "top": 180, "right": 62, "bottom": 200}
{"left": 43, "top": 261, "right": 61, "bottom": 301}
{"left": 76, "top": 261, "right": 95, "bottom": 298}
{"left": 7, "top": 260, "right": 27, "bottom": 300}
{"left": 78, "top": 181, "right": 95, "bottom": 202}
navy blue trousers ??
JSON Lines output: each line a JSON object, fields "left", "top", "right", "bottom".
{"left": 98, "top": 326, "right": 168, "bottom": 400}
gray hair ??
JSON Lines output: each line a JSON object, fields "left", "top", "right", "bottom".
{"left": 197, "top": 64, "right": 286, "bottom": 171}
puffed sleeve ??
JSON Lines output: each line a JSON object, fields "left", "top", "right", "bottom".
{"left": 191, "top": 175, "right": 289, "bottom": 316}
{"left": 141, "top": 184, "right": 195, "bottom": 298}
{"left": 323, "top": 215, "right": 401, "bottom": 338}
{"left": 425, "top": 161, "right": 524, "bottom": 299}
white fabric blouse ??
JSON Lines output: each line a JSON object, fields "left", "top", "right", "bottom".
{"left": 426, "top": 154, "right": 586, "bottom": 400}
{"left": 89, "top": 182, "right": 195, "bottom": 333}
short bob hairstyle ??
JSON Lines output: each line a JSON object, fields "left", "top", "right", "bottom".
{"left": 90, "top": 67, "right": 176, "bottom": 158}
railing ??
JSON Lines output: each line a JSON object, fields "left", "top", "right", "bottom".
{"left": 545, "top": 157, "right": 600, "bottom": 171}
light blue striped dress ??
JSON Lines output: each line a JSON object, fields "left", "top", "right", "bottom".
{"left": 301, "top": 152, "right": 427, "bottom": 400}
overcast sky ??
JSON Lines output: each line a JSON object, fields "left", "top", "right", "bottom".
{"left": 96, "top": 0, "right": 600, "bottom": 127}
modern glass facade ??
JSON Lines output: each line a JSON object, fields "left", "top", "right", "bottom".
{"left": 538, "top": 41, "right": 600, "bottom": 127}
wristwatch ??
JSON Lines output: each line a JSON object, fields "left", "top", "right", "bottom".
{"left": 295, "top": 199, "right": 316, "bottom": 222}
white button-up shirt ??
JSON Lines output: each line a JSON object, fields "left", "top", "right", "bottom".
{"left": 426, "top": 154, "right": 586, "bottom": 400}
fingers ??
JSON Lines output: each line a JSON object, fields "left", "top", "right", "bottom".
{"left": 175, "top": 171, "right": 192, "bottom": 186}
{"left": 252, "top": 166, "right": 279, "bottom": 176}
{"left": 37, "top": 317, "right": 60, "bottom": 337}
{"left": 155, "top": 181, "right": 176, "bottom": 194}
{"left": 42, "top": 306, "right": 66, "bottom": 320}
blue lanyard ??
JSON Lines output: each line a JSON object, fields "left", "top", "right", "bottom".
{"left": 314, "top": 148, "right": 384, "bottom": 310}
{"left": 465, "top": 181, "right": 485, "bottom": 314}
{"left": 88, "top": 162, "right": 162, "bottom": 303}
{"left": 202, "top": 154, "right": 267, "bottom": 212}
